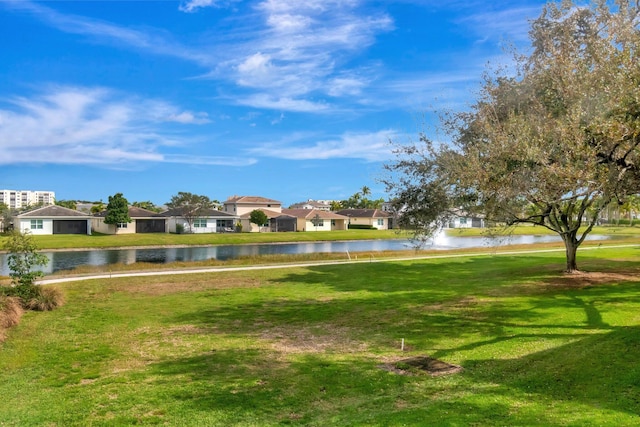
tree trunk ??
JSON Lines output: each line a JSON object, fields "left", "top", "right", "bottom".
{"left": 562, "top": 236, "right": 579, "bottom": 273}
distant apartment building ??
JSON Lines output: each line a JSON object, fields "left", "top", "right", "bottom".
{"left": 0, "top": 189, "right": 56, "bottom": 209}
{"left": 288, "top": 199, "right": 331, "bottom": 211}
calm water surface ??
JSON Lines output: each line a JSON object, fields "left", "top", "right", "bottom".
{"left": 0, "top": 234, "right": 610, "bottom": 276}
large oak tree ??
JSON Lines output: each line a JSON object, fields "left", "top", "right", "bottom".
{"left": 385, "top": 0, "right": 640, "bottom": 272}
{"left": 166, "top": 192, "right": 215, "bottom": 233}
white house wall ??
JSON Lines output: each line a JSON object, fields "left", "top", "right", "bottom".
{"left": 18, "top": 218, "right": 92, "bottom": 235}
{"left": 168, "top": 217, "right": 218, "bottom": 234}
{"left": 19, "top": 218, "right": 53, "bottom": 235}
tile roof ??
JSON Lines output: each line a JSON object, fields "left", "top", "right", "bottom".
{"left": 281, "top": 209, "right": 349, "bottom": 220}
{"left": 94, "top": 206, "right": 164, "bottom": 218}
{"left": 225, "top": 195, "right": 281, "bottom": 205}
{"left": 336, "top": 209, "right": 392, "bottom": 218}
{"left": 160, "top": 208, "right": 237, "bottom": 218}
{"left": 239, "top": 208, "right": 282, "bottom": 219}
{"left": 17, "top": 205, "right": 90, "bottom": 217}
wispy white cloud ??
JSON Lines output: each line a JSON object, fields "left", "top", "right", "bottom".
{"left": 227, "top": 0, "right": 393, "bottom": 104}
{"left": 248, "top": 129, "right": 398, "bottom": 162}
{"left": 163, "top": 111, "right": 211, "bottom": 124}
{"left": 457, "top": 6, "right": 542, "bottom": 44}
{"left": 0, "top": 86, "right": 252, "bottom": 166}
{"left": 5, "top": 0, "right": 392, "bottom": 112}
{"left": 2, "top": 0, "right": 543, "bottom": 116}
{"left": 234, "top": 94, "right": 331, "bottom": 113}
{"left": 179, "top": 0, "right": 219, "bottom": 13}
{"left": 4, "top": 1, "right": 214, "bottom": 65}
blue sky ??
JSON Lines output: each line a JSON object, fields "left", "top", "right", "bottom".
{"left": 0, "top": 0, "right": 548, "bottom": 207}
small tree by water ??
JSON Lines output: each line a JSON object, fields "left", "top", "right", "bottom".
{"left": 3, "top": 230, "right": 49, "bottom": 287}
{"left": 2, "top": 230, "right": 64, "bottom": 311}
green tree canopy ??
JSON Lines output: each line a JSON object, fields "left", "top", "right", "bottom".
{"left": 90, "top": 201, "right": 105, "bottom": 214}
{"left": 249, "top": 209, "right": 269, "bottom": 232}
{"left": 384, "top": 0, "right": 640, "bottom": 272}
{"left": 166, "top": 192, "right": 214, "bottom": 232}
{"left": 104, "top": 193, "right": 131, "bottom": 226}
{"left": 132, "top": 200, "right": 162, "bottom": 212}
{"left": 3, "top": 230, "right": 48, "bottom": 287}
{"left": 341, "top": 188, "right": 385, "bottom": 209}
{"left": 56, "top": 200, "right": 77, "bottom": 210}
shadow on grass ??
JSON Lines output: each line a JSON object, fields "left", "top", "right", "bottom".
{"left": 147, "top": 348, "right": 561, "bottom": 425}
{"left": 464, "top": 325, "right": 640, "bottom": 419}
{"left": 159, "top": 254, "right": 640, "bottom": 423}
{"left": 147, "top": 328, "right": 640, "bottom": 425}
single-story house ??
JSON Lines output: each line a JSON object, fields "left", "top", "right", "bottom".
{"left": 161, "top": 208, "right": 239, "bottom": 233}
{"left": 336, "top": 209, "right": 393, "bottom": 230}
{"left": 92, "top": 206, "right": 167, "bottom": 234}
{"left": 238, "top": 208, "right": 283, "bottom": 232}
{"left": 16, "top": 205, "right": 92, "bottom": 235}
{"left": 279, "top": 209, "right": 349, "bottom": 232}
{"left": 447, "top": 215, "right": 485, "bottom": 229}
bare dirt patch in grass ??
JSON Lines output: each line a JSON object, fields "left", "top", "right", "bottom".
{"left": 544, "top": 271, "right": 640, "bottom": 289}
{"left": 380, "top": 356, "right": 463, "bottom": 376}
{"left": 262, "top": 326, "right": 368, "bottom": 354}
{"left": 114, "top": 275, "right": 265, "bottom": 296}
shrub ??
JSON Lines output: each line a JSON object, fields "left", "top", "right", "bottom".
{"left": 1, "top": 285, "right": 65, "bottom": 311}
{"left": 25, "top": 287, "right": 65, "bottom": 312}
{"left": 0, "top": 295, "right": 23, "bottom": 328}
{"left": 175, "top": 224, "right": 184, "bottom": 234}
{"left": 348, "top": 224, "right": 375, "bottom": 230}
{"left": 1, "top": 284, "right": 41, "bottom": 302}
{"left": 0, "top": 295, "right": 23, "bottom": 342}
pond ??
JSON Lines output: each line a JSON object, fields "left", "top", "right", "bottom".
{"left": 0, "top": 233, "right": 610, "bottom": 276}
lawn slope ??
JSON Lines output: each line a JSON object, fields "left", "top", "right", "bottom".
{"left": 1, "top": 246, "right": 639, "bottom": 425}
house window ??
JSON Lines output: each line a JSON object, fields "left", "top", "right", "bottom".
{"left": 377, "top": 219, "right": 384, "bottom": 226}
{"left": 331, "top": 220, "right": 336, "bottom": 226}
{"left": 30, "top": 219, "right": 43, "bottom": 230}
{"left": 459, "top": 218, "right": 467, "bottom": 225}
{"left": 194, "top": 219, "right": 207, "bottom": 228}
{"left": 117, "top": 223, "right": 128, "bottom": 229}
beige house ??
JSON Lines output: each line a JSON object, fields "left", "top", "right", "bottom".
{"left": 336, "top": 209, "right": 393, "bottom": 230}
{"left": 223, "top": 196, "right": 283, "bottom": 232}
{"left": 238, "top": 208, "right": 283, "bottom": 232}
{"left": 279, "top": 209, "right": 349, "bottom": 232}
{"left": 92, "top": 206, "right": 167, "bottom": 234}
{"left": 223, "top": 195, "right": 282, "bottom": 216}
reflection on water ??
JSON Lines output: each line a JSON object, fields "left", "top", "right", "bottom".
{"left": 0, "top": 233, "right": 610, "bottom": 276}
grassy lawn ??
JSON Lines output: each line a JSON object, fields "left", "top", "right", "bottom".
{"left": 1, "top": 246, "right": 640, "bottom": 425}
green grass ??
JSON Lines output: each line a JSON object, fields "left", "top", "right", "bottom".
{"left": 0, "top": 229, "right": 409, "bottom": 250}
{"left": 1, "top": 246, "right": 640, "bottom": 425}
